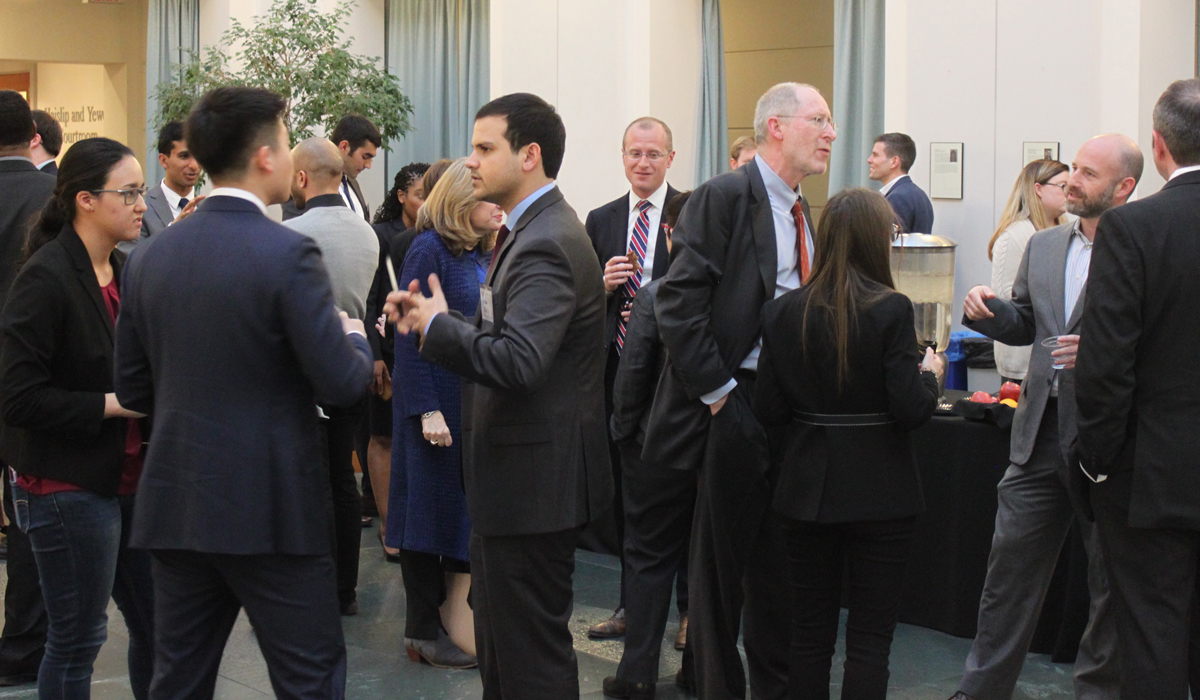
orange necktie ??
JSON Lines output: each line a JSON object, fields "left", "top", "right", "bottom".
{"left": 791, "top": 199, "right": 810, "bottom": 282}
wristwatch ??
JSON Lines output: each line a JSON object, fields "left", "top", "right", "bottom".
{"left": 422, "top": 411, "right": 437, "bottom": 419}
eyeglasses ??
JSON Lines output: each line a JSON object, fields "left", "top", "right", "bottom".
{"left": 775, "top": 114, "right": 839, "bottom": 133}
{"left": 623, "top": 150, "right": 670, "bottom": 162}
{"left": 1040, "top": 181, "right": 1068, "bottom": 193}
{"left": 90, "top": 186, "right": 149, "bottom": 206}
{"left": 892, "top": 223, "right": 902, "bottom": 241}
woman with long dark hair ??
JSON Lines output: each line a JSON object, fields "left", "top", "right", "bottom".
{"left": 755, "top": 188, "right": 942, "bottom": 699}
{"left": 0, "top": 137, "right": 155, "bottom": 698}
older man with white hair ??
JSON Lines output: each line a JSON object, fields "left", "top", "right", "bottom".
{"left": 641, "top": 82, "right": 835, "bottom": 700}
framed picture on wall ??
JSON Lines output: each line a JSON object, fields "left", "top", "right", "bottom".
{"left": 930, "top": 142, "right": 964, "bottom": 200}
{"left": 1023, "top": 141, "right": 1060, "bottom": 165}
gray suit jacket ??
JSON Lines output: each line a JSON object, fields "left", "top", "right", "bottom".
{"left": 966, "top": 221, "right": 1084, "bottom": 466}
{"left": 419, "top": 186, "right": 613, "bottom": 537}
{"left": 119, "top": 184, "right": 174, "bottom": 254}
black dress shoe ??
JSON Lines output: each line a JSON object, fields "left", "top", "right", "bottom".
{"left": 674, "top": 667, "right": 695, "bottom": 696}
{"left": 603, "top": 675, "right": 655, "bottom": 699}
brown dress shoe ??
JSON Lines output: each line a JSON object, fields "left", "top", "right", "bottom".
{"left": 674, "top": 614, "right": 688, "bottom": 651}
{"left": 587, "top": 608, "right": 627, "bottom": 639}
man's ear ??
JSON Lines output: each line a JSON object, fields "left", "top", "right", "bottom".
{"left": 521, "top": 142, "right": 543, "bottom": 175}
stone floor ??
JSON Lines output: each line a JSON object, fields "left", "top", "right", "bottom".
{"left": 0, "top": 529, "right": 1079, "bottom": 699}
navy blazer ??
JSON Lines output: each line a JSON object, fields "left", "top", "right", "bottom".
{"left": 115, "top": 195, "right": 373, "bottom": 555}
{"left": 885, "top": 176, "right": 935, "bottom": 234}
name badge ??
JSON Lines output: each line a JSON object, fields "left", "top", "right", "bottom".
{"left": 480, "top": 284, "right": 494, "bottom": 324}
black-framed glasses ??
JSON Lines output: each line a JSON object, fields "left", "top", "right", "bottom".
{"left": 623, "top": 150, "right": 670, "bottom": 162}
{"left": 90, "top": 186, "right": 149, "bottom": 206}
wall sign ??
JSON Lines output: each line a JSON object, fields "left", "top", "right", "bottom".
{"left": 930, "top": 142, "right": 964, "bottom": 200}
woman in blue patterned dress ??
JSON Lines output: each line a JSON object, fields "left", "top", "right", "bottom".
{"left": 387, "top": 158, "right": 501, "bottom": 669}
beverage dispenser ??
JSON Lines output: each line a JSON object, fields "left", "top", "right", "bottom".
{"left": 890, "top": 233, "right": 957, "bottom": 357}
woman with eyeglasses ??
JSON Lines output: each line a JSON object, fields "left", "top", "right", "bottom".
{"left": 0, "top": 137, "right": 154, "bottom": 698}
{"left": 986, "top": 159, "right": 1069, "bottom": 384}
{"left": 755, "top": 188, "right": 942, "bottom": 699}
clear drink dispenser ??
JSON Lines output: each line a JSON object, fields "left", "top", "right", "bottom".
{"left": 890, "top": 233, "right": 957, "bottom": 362}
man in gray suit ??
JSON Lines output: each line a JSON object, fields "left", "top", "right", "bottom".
{"left": 951, "top": 134, "right": 1143, "bottom": 700}
{"left": 120, "top": 121, "right": 200, "bottom": 253}
{"left": 385, "top": 93, "right": 611, "bottom": 700}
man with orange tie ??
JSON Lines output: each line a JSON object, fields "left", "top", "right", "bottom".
{"left": 645, "top": 82, "right": 834, "bottom": 700}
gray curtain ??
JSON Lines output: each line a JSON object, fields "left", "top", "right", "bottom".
{"left": 828, "top": 0, "right": 885, "bottom": 195}
{"left": 694, "top": 0, "right": 728, "bottom": 184}
{"left": 385, "top": 0, "right": 489, "bottom": 184}
{"left": 145, "top": 0, "right": 199, "bottom": 186}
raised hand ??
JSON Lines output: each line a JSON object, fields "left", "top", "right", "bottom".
{"left": 964, "top": 285, "right": 997, "bottom": 321}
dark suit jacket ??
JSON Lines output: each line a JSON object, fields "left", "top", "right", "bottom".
{"left": 886, "top": 175, "right": 935, "bottom": 234}
{"left": 643, "top": 158, "right": 813, "bottom": 468}
{"left": 611, "top": 278, "right": 666, "bottom": 447}
{"left": 0, "top": 228, "right": 143, "bottom": 496}
{"left": 584, "top": 185, "right": 679, "bottom": 347}
{"left": 365, "top": 219, "right": 406, "bottom": 363}
{"left": 114, "top": 195, "right": 373, "bottom": 555}
{"left": 38, "top": 161, "right": 57, "bottom": 176}
{"left": 0, "top": 159, "right": 55, "bottom": 313}
{"left": 420, "top": 186, "right": 612, "bottom": 537}
{"left": 755, "top": 290, "right": 938, "bottom": 522}
{"left": 1075, "top": 169, "right": 1200, "bottom": 529}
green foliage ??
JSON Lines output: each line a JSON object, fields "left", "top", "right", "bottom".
{"left": 153, "top": 0, "right": 412, "bottom": 148}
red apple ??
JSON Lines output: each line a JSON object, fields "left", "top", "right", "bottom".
{"left": 998, "top": 382, "right": 1021, "bottom": 403}
{"left": 971, "top": 391, "right": 997, "bottom": 403}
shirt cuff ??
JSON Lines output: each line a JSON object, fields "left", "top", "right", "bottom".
{"left": 423, "top": 312, "right": 442, "bottom": 337}
{"left": 346, "top": 330, "right": 367, "bottom": 339}
{"left": 700, "top": 378, "right": 738, "bottom": 405}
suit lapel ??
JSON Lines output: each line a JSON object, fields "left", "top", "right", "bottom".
{"left": 146, "top": 187, "right": 173, "bottom": 232}
{"left": 62, "top": 229, "right": 115, "bottom": 343}
{"left": 486, "top": 187, "right": 564, "bottom": 287}
{"left": 746, "top": 161, "right": 777, "bottom": 297}
{"left": 1065, "top": 283, "right": 1086, "bottom": 333}
{"left": 610, "top": 197, "right": 630, "bottom": 262}
{"left": 650, "top": 185, "right": 678, "bottom": 280}
{"left": 348, "top": 176, "right": 369, "bottom": 221}
{"left": 1047, "top": 225, "right": 1071, "bottom": 332}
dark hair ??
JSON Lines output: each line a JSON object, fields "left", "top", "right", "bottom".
{"left": 330, "top": 114, "right": 381, "bottom": 153}
{"left": 664, "top": 190, "right": 692, "bottom": 228}
{"left": 802, "top": 188, "right": 897, "bottom": 390}
{"left": 475, "top": 93, "right": 566, "bottom": 179}
{"left": 31, "top": 110, "right": 62, "bottom": 156}
{"left": 25, "top": 137, "right": 135, "bottom": 259}
{"left": 875, "top": 132, "right": 917, "bottom": 173}
{"left": 185, "top": 87, "right": 286, "bottom": 179}
{"left": 373, "top": 161, "right": 429, "bottom": 224}
{"left": 1153, "top": 78, "right": 1200, "bottom": 167}
{"left": 0, "top": 90, "right": 35, "bottom": 150}
{"left": 156, "top": 120, "right": 186, "bottom": 156}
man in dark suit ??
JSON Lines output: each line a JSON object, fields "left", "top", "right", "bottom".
{"left": 583, "top": 116, "right": 680, "bottom": 640}
{"left": 0, "top": 89, "right": 53, "bottom": 688}
{"left": 954, "top": 134, "right": 1141, "bottom": 700}
{"left": 867, "top": 132, "right": 934, "bottom": 233}
{"left": 385, "top": 92, "right": 611, "bottom": 700}
{"left": 282, "top": 114, "right": 379, "bottom": 222}
{"left": 1074, "top": 77, "right": 1200, "bottom": 700}
{"left": 120, "top": 121, "right": 201, "bottom": 254}
{"left": 114, "top": 86, "right": 373, "bottom": 699}
{"left": 29, "top": 110, "right": 60, "bottom": 175}
{"left": 647, "top": 82, "right": 833, "bottom": 700}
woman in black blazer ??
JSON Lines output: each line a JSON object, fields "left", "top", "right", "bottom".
{"left": 0, "top": 137, "right": 154, "bottom": 698}
{"left": 755, "top": 188, "right": 943, "bottom": 700}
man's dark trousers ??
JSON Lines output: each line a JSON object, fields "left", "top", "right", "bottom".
{"left": 0, "top": 474, "right": 45, "bottom": 677}
{"left": 686, "top": 372, "right": 790, "bottom": 699}
{"left": 616, "top": 442, "right": 697, "bottom": 684}
{"left": 470, "top": 527, "right": 581, "bottom": 700}
{"left": 320, "top": 402, "right": 364, "bottom": 608}
{"left": 148, "top": 550, "right": 346, "bottom": 699}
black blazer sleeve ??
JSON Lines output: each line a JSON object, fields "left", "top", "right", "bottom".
{"left": 964, "top": 241, "right": 1036, "bottom": 347}
{"left": 611, "top": 284, "right": 662, "bottom": 443}
{"left": 115, "top": 261, "right": 155, "bottom": 416}
{"left": 753, "top": 303, "right": 790, "bottom": 429}
{"left": 882, "top": 295, "right": 939, "bottom": 430}
{"left": 1, "top": 260, "right": 106, "bottom": 439}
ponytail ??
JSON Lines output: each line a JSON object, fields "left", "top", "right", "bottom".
{"left": 25, "top": 137, "right": 135, "bottom": 261}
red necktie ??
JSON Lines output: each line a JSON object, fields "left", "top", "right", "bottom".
{"left": 487, "top": 225, "right": 510, "bottom": 278}
{"left": 791, "top": 199, "right": 810, "bottom": 283}
{"left": 615, "top": 200, "right": 652, "bottom": 353}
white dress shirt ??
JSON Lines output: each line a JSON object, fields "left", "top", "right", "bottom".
{"left": 626, "top": 182, "right": 669, "bottom": 282}
{"left": 340, "top": 175, "right": 363, "bottom": 217}
{"left": 878, "top": 173, "right": 909, "bottom": 197}
{"left": 207, "top": 187, "right": 269, "bottom": 216}
{"left": 160, "top": 179, "right": 195, "bottom": 221}
{"left": 1169, "top": 164, "right": 1200, "bottom": 181}
{"left": 1063, "top": 220, "right": 1092, "bottom": 323}
{"left": 35, "top": 159, "right": 55, "bottom": 171}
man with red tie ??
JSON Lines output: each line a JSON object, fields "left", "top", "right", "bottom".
{"left": 583, "top": 117, "right": 681, "bottom": 643}
{"left": 644, "top": 82, "right": 834, "bottom": 700}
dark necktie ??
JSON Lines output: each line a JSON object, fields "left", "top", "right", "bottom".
{"left": 178, "top": 197, "right": 189, "bottom": 212}
{"left": 342, "top": 177, "right": 357, "bottom": 215}
{"left": 487, "top": 225, "right": 511, "bottom": 278}
{"left": 614, "top": 200, "right": 653, "bottom": 353}
{"left": 791, "top": 199, "right": 810, "bottom": 283}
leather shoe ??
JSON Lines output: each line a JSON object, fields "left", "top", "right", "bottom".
{"left": 602, "top": 675, "right": 655, "bottom": 699}
{"left": 674, "top": 667, "right": 695, "bottom": 696}
{"left": 587, "top": 608, "right": 626, "bottom": 639}
{"left": 360, "top": 515, "right": 374, "bottom": 528}
{"left": 405, "top": 629, "right": 478, "bottom": 669}
{"left": 674, "top": 613, "right": 688, "bottom": 651}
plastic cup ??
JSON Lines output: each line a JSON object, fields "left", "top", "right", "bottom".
{"left": 1041, "top": 335, "right": 1073, "bottom": 370}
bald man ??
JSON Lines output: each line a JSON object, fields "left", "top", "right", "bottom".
{"left": 952, "top": 134, "right": 1145, "bottom": 700}
{"left": 285, "top": 136, "right": 378, "bottom": 616}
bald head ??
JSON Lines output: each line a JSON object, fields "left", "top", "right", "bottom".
{"left": 1067, "top": 134, "right": 1143, "bottom": 219}
{"left": 291, "top": 137, "right": 345, "bottom": 206}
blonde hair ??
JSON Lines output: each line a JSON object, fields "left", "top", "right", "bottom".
{"left": 415, "top": 158, "right": 495, "bottom": 256}
{"left": 987, "top": 159, "right": 1069, "bottom": 260}
{"left": 730, "top": 136, "right": 756, "bottom": 162}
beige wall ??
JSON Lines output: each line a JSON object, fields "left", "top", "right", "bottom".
{"left": 722, "top": 0, "right": 833, "bottom": 222}
{"left": 0, "top": 0, "right": 147, "bottom": 162}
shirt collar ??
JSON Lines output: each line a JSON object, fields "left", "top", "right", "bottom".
{"left": 754, "top": 153, "right": 801, "bottom": 208}
{"left": 1070, "top": 218, "right": 1093, "bottom": 246}
{"left": 506, "top": 181, "right": 557, "bottom": 230}
{"left": 1169, "top": 164, "right": 1200, "bottom": 181}
{"left": 303, "top": 193, "right": 347, "bottom": 210}
{"left": 159, "top": 179, "right": 195, "bottom": 209}
{"left": 879, "top": 173, "right": 909, "bottom": 196}
{"left": 628, "top": 181, "right": 670, "bottom": 212}
{"left": 35, "top": 159, "right": 55, "bottom": 170}
{"left": 207, "top": 187, "right": 269, "bottom": 216}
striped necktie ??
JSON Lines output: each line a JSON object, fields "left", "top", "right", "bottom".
{"left": 614, "top": 199, "right": 653, "bottom": 353}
